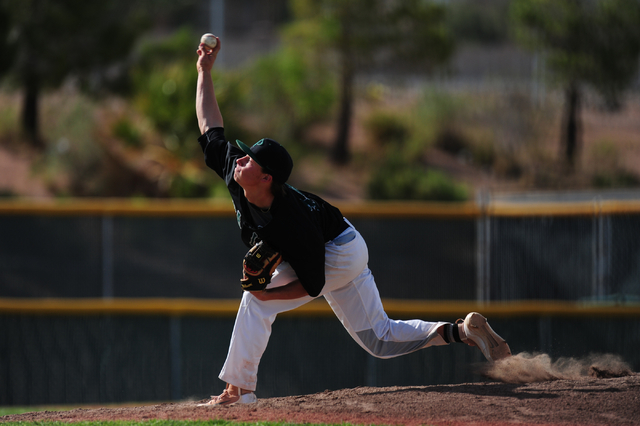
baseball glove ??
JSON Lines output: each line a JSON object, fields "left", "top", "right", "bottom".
{"left": 240, "top": 240, "right": 282, "bottom": 292}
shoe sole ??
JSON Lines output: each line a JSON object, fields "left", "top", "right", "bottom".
{"left": 197, "top": 393, "right": 257, "bottom": 406}
{"left": 464, "top": 312, "right": 512, "bottom": 362}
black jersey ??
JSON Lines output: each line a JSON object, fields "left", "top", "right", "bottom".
{"left": 198, "top": 127, "right": 348, "bottom": 297}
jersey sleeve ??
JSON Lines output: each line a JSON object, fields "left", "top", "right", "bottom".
{"left": 197, "top": 127, "right": 241, "bottom": 184}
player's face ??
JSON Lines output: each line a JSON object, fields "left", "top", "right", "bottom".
{"left": 234, "top": 155, "right": 267, "bottom": 188}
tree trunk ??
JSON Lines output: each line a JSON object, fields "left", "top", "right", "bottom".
{"left": 331, "top": 13, "right": 355, "bottom": 165}
{"left": 562, "top": 83, "right": 581, "bottom": 167}
{"left": 331, "top": 55, "right": 354, "bottom": 165}
{"left": 22, "top": 71, "right": 43, "bottom": 148}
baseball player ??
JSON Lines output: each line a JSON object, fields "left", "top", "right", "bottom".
{"left": 195, "top": 36, "right": 511, "bottom": 406}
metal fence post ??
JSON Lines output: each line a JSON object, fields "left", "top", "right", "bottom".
{"left": 102, "top": 215, "right": 114, "bottom": 299}
{"left": 476, "top": 191, "right": 490, "bottom": 303}
{"left": 170, "top": 316, "right": 182, "bottom": 401}
{"left": 592, "top": 197, "right": 612, "bottom": 300}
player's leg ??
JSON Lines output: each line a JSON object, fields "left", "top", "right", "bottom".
{"left": 322, "top": 225, "right": 511, "bottom": 361}
{"left": 321, "top": 226, "right": 449, "bottom": 358}
{"left": 324, "top": 265, "right": 450, "bottom": 358}
{"left": 214, "top": 262, "right": 312, "bottom": 399}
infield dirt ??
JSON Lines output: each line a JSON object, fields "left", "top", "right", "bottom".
{"left": 2, "top": 366, "right": 638, "bottom": 426}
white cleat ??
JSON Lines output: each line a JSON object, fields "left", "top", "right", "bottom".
{"left": 197, "top": 390, "right": 257, "bottom": 406}
{"left": 462, "top": 312, "right": 512, "bottom": 362}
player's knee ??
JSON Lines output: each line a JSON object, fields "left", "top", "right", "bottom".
{"left": 357, "top": 329, "right": 390, "bottom": 358}
{"left": 357, "top": 328, "right": 428, "bottom": 359}
{"left": 363, "top": 338, "right": 394, "bottom": 359}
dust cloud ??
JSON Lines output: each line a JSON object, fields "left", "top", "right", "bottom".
{"left": 481, "top": 352, "right": 633, "bottom": 384}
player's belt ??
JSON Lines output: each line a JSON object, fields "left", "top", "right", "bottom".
{"left": 332, "top": 229, "right": 356, "bottom": 245}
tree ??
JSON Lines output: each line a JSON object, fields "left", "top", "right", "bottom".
{"left": 0, "top": 0, "right": 183, "bottom": 147}
{"left": 446, "top": 0, "right": 511, "bottom": 45}
{"left": 285, "top": 0, "right": 454, "bottom": 164}
{"left": 511, "top": 0, "right": 640, "bottom": 167}
{"left": 244, "top": 32, "right": 337, "bottom": 146}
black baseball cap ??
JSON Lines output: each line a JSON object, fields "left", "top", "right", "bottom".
{"left": 236, "top": 138, "right": 293, "bottom": 184}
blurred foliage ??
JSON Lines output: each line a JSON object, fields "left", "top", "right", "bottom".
{"left": 364, "top": 90, "right": 472, "bottom": 201}
{"left": 364, "top": 90, "right": 463, "bottom": 161}
{"left": 127, "top": 26, "right": 341, "bottom": 196}
{"left": 511, "top": 0, "right": 640, "bottom": 166}
{"left": 364, "top": 110, "right": 410, "bottom": 148}
{"left": 0, "top": 0, "right": 201, "bottom": 145}
{"left": 368, "top": 153, "right": 468, "bottom": 201}
{"left": 112, "top": 118, "right": 143, "bottom": 148}
{"left": 511, "top": 0, "right": 640, "bottom": 106}
{"left": 127, "top": 28, "right": 251, "bottom": 197}
{"left": 0, "top": 0, "right": 144, "bottom": 143}
{"left": 588, "top": 140, "right": 640, "bottom": 188}
{"left": 592, "top": 170, "right": 640, "bottom": 189}
{"left": 131, "top": 28, "right": 202, "bottom": 158}
{"left": 130, "top": 26, "right": 337, "bottom": 152}
{"left": 0, "top": 6, "right": 16, "bottom": 77}
{"left": 362, "top": 83, "right": 572, "bottom": 199}
{"left": 0, "top": 0, "right": 147, "bottom": 87}
{"left": 285, "top": 0, "right": 454, "bottom": 164}
{"left": 0, "top": 93, "right": 19, "bottom": 135}
{"left": 244, "top": 40, "right": 336, "bottom": 144}
{"left": 36, "top": 94, "right": 103, "bottom": 196}
{"left": 406, "top": 91, "right": 461, "bottom": 161}
{"left": 446, "top": 0, "right": 511, "bottom": 44}
{"left": 2, "top": 1, "right": 637, "bottom": 200}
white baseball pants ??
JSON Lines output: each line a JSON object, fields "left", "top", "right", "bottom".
{"left": 218, "top": 222, "right": 448, "bottom": 391}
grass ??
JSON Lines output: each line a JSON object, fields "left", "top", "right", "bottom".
{"left": 0, "top": 407, "right": 76, "bottom": 417}
{"left": 0, "top": 421, "right": 341, "bottom": 426}
{"left": 0, "top": 418, "right": 355, "bottom": 426}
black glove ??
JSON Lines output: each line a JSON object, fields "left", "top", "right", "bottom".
{"left": 240, "top": 240, "right": 282, "bottom": 292}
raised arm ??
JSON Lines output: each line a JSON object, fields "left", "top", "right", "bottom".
{"left": 196, "top": 36, "right": 224, "bottom": 134}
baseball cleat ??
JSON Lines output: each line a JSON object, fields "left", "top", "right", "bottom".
{"left": 461, "top": 312, "right": 512, "bottom": 362}
{"left": 197, "top": 390, "right": 257, "bottom": 406}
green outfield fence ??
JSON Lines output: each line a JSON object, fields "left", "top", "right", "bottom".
{"left": 1, "top": 197, "right": 639, "bottom": 406}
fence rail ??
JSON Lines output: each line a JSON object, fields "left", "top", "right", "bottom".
{"left": 1, "top": 297, "right": 639, "bottom": 317}
{"left": 2, "top": 197, "right": 640, "bottom": 217}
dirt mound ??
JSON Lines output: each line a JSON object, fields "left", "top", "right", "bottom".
{"left": 3, "top": 373, "right": 639, "bottom": 426}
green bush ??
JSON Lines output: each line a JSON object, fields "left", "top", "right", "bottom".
{"left": 368, "top": 155, "right": 468, "bottom": 201}
{"left": 592, "top": 170, "right": 640, "bottom": 188}
{"left": 364, "top": 110, "right": 410, "bottom": 147}
{"left": 131, "top": 53, "right": 199, "bottom": 157}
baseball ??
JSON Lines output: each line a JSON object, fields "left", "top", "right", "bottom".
{"left": 201, "top": 33, "right": 217, "bottom": 51}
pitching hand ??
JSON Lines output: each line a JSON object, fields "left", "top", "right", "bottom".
{"left": 197, "top": 36, "right": 221, "bottom": 73}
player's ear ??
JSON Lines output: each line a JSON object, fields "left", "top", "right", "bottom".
{"left": 261, "top": 174, "right": 273, "bottom": 183}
